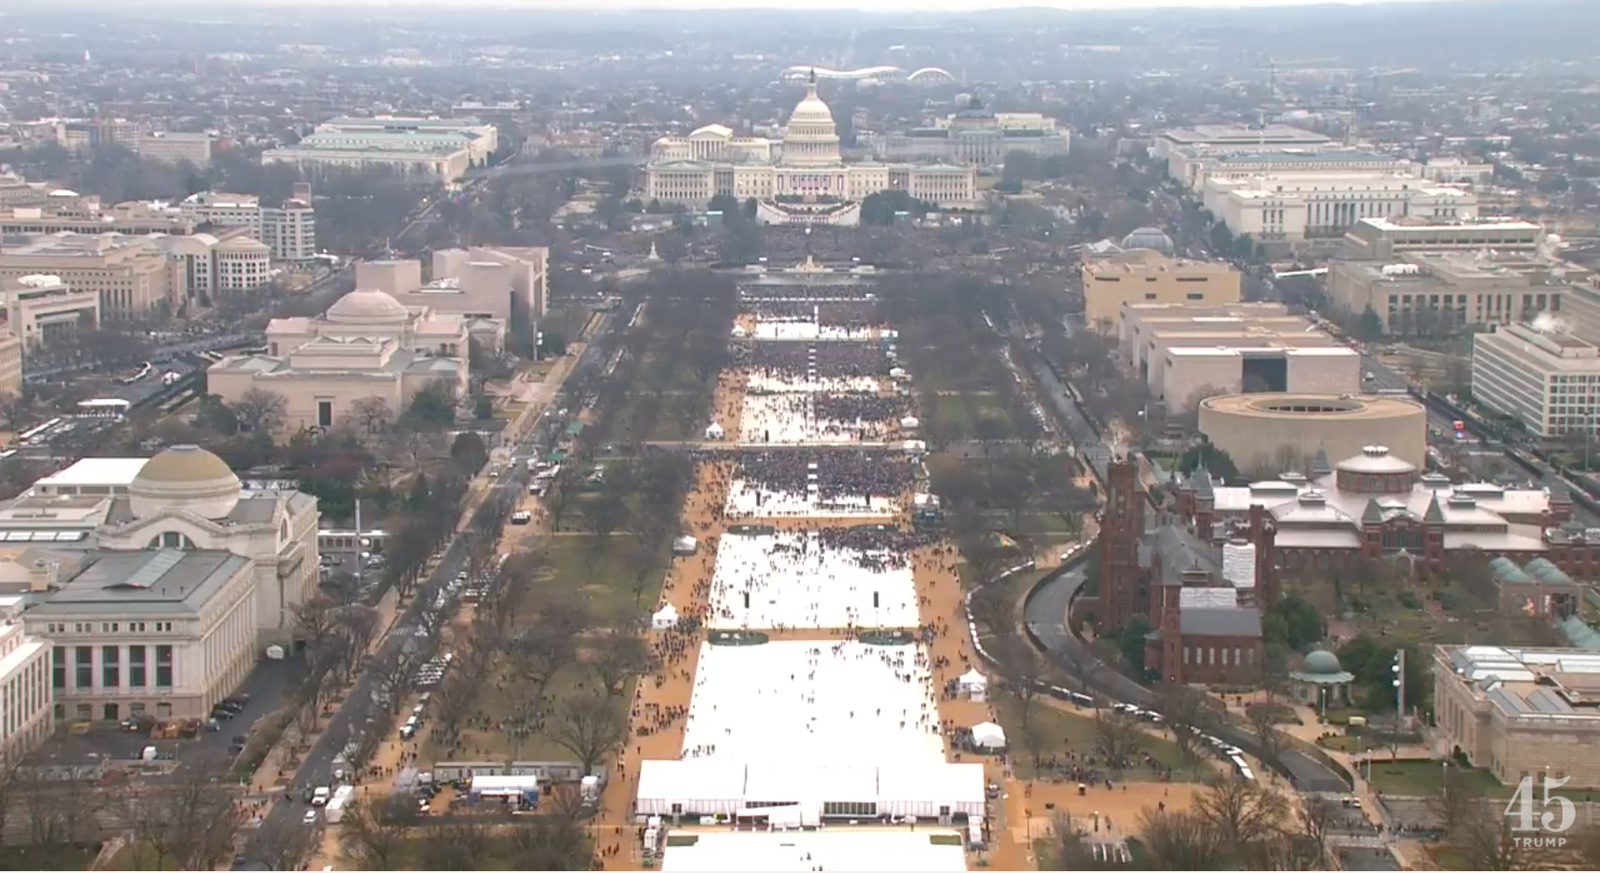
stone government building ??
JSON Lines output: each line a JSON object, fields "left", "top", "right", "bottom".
{"left": 645, "top": 72, "right": 977, "bottom": 226}
{"left": 207, "top": 289, "right": 471, "bottom": 433}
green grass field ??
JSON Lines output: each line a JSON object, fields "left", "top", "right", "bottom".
{"left": 992, "top": 697, "right": 1200, "bottom": 782}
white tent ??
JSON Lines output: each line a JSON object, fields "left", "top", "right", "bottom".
{"left": 889, "top": 367, "right": 908, "bottom": 379}
{"left": 705, "top": 422, "right": 726, "bottom": 440}
{"left": 970, "top": 722, "right": 1007, "bottom": 750}
{"left": 957, "top": 669, "right": 988, "bottom": 701}
{"left": 730, "top": 325, "right": 748, "bottom": 337}
{"left": 672, "top": 535, "right": 698, "bottom": 556}
{"left": 652, "top": 604, "right": 679, "bottom": 630}
{"left": 900, "top": 416, "right": 920, "bottom": 430}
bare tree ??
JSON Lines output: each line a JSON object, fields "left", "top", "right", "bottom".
{"left": 1293, "top": 794, "right": 1337, "bottom": 870}
{"left": 232, "top": 387, "right": 289, "bottom": 433}
{"left": 589, "top": 631, "right": 653, "bottom": 698}
{"left": 124, "top": 769, "right": 240, "bottom": 871}
{"left": 1042, "top": 811, "right": 1099, "bottom": 869}
{"left": 374, "top": 651, "right": 420, "bottom": 715}
{"left": 550, "top": 693, "right": 628, "bottom": 777}
{"left": 418, "top": 820, "right": 493, "bottom": 871}
{"left": 1245, "top": 704, "right": 1283, "bottom": 763}
{"left": 1138, "top": 805, "right": 1230, "bottom": 871}
{"left": 338, "top": 794, "right": 417, "bottom": 870}
{"left": 509, "top": 602, "right": 590, "bottom": 700}
{"left": 1193, "top": 774, "right": 1289, "bottom": 868}
{"left": 350, "top": 396, "right": 396, "bottom": 437}
{"left": 1428, "top": 763, "right": 1485, "bottom": 843}
{"left": 1450, "top": 797, "right": 1551, "bottom": 871}
{"left": 507, "top": 785, "right": 594, "bottom": 869}
{"left": 1092, "top": 708, "right": 1145, "bottom": 774}
{"left": 248, "top": 820, "right": 316, "bottom": 871}
{"left": 1157, "top": 686, "right": 1215, "bottom": 770}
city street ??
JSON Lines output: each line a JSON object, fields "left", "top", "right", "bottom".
{"left": 240, "top": 310, "right": 619, "bottom": 865}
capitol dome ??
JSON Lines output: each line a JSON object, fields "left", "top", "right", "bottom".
{"left": 130, "top": 445, "right": 242, "bottom": 521}
{"left": 782, "top": 70, "right": 842, "bottom": 167}
{"left": 1121, "top": 227, "right": 1175, "bottom": 254}
{"left": 327, "top": 289, "right": 410, "bottom": 324}
{"left": 789, "top": 71, "right": 836, "bottom": 127}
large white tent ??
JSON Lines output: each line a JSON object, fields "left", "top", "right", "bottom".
{"left": 957, "top": 668, "right": 988, "bottom": 702}
{"left": 635, "top": 759, "right": 747, "bottom": 818}
{"left": 970, "top": 722, "right": 1007, "bottom": 750}
{"left": 634, "top": 760, "right": 985, "bottom": 822}
{"left": 652, "top": 603, "right": 679, "bottom": 630}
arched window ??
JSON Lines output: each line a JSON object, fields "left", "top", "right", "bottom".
{"left": 147, "top": 531, "right": 196, "bottom": 551}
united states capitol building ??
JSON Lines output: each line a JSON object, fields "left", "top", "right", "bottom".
{"left": 645, "top": 73, "right": 977, "bottom": 226}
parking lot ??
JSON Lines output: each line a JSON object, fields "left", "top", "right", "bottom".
{"left": 31, "top": 655, "right": 301, "bottom": 775}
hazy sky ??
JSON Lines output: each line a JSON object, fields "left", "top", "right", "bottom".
{"left": 128, "top": 0, "right": 1473, "bottom": 9}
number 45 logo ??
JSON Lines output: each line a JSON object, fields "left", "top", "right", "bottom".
{"left": 1506, "top": 774, "right": 1576, "bottom": 834}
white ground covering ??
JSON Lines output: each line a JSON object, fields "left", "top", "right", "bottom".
{"left": 747, "top": 370, "right": 881, "bottom": 394}
{"left": 739, "top": 394, "right": 889, "bottom": 444}
{"left": 723, "top": 480, "right": 898, "bottom": 518}
{"left": 706, "top": 530, "right": 917, "bottom": 629}
{"left": 660, "top": 830, "right": 968, "bottom": 872}
{"left": 681, "top": 640, "right": 943, "bottom": 765}
{"left": 752, "top": 320, "right": 878, "bottom": 342}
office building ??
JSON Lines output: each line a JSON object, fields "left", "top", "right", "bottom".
{"left": 0, "top": 596, "right": 52, "bottom": 757}
{"left": 207, "top": 290, "right": 469, "bottom": 432}
{"left": 0, "top": 233, "right": 168, "bottom": 320}
{"left": 177, "top": 190, "right": 317, "bottom": 262}
{"left": 1471, "top": 321, "right": 1600, "bottom": 438}
{"left": 1117, "top": 302, "right": 1358, "bottom": 408}
{"left": 261, "top": 116, "right": 496, "bottom": 183}
{"left": 1203, "top": 172, "right": 1478, "bottom": 242}
{"left": 1328, "top": 252, "right": 1571, "bottom": 335}
{"left": 874, "top": 98, "right": 1071, "bottom": 166}
{"left": 1082, "top": 234, "right": 1242, "bottom": 331}
{"left": 1413, "top": 156, "right": 1494, "bottom": 186}
{"left": 1433, "top": 645, "right": 1600, "bottom": 787}
{"left": 0, "top": 329, "right": 18, "bottom": 397}
{"left": 133, "top": 132, "right": 212, "bottom": 168}
{"left": 0, "top": 200, "right": 195, "bottom": 237}
{"left": 53, "top": 119, "right": 140, "bottom": 151}
{"left": 1152, "top": 124, "right": 1332, "bottom": 163}
{"left": 0, "top": 173, "right": 51, "bottom": 209}
{"left": 0, "top": 274, "right": 99, "bottom": 350}
{"left": 356, "top": 245, "right": 546, "bottom": 344}
{"left": 211, "top": 237, "right": 272, "bottom": 293}
{"left": 646, "top": 73, "right": 977, "bottom": 225}
{"left": 1344, "top": 216, "right": 1544, "bottom": 259}
{"left": 1174, "top": 149, "right": 1413, "bottom": 193}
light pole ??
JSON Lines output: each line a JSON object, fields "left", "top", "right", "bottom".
{"left": 1392, "top": 649, "right": 1406, "bottom": 732}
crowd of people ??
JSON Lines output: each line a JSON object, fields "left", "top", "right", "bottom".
{"left": 721, "top": 449, "right": 914, "bottom": 500}
{"left": 815, "top": 525, "right": 939, "bottom": 570}
{"left": 814, "top": 393, "right": 907, "bottom": 425}
{"left": 747, "top": 342, "right": 884, "bottom": 377}
{"left": 737, "top": 281, "right": 876, "bottom": 303}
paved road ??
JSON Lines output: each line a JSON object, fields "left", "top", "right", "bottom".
{"left": 241, "top": 310, "right": 620, "bottom": 865}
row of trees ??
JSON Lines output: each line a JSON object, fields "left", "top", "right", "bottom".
{"left": 338, "top": 786, "right": 591, "bottom": 870}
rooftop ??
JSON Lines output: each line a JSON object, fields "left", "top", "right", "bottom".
{"left": 33, "top": 458, "right": 148, "bottom": 490}
{"left": 28, "top": 549, "right": 250, "bottom": 616}
{"left": 1444, "top": 645, "right": 1600, "bottom": 721}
